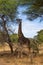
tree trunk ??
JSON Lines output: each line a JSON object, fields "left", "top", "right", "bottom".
{"left": 1, "top": 15, "right": 13, "bottom": 53}
{"left": 7, "top": 41, "right": 13, "bottom": 53}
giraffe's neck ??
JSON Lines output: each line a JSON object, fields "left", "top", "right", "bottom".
{"left": 18, "top": 22, "right": 23, "bottom": 37}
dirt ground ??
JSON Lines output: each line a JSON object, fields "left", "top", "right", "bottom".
{"left": 0, "top": 43, "right": 43, "bottom": 65}
{"left": 0, "top": 53, "right": 43, "bottom": 65}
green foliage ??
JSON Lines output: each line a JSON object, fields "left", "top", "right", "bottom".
{"left": 0, "top": 0, "right": 43, "bottom": 20}
{"left": 10, "top": 34, "right": 18, "bottom": 43}
{"left": 0, "top": 0, "right": 19, "bottom": 19}
{"left": 21, "top": 0, "right": 43, "bottom": 20}
{"left": 37, "top": 30, "right": 43, "bottom": 43}
{"left": 19, "top": 0, "right": 33, "bottom": 5}
{"left": 29, "top": 38, "right": 39, "bottom": 52}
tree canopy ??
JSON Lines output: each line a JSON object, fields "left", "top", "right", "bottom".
{"left": 0, "top": 0, "right": 19, "bottom": 19}
{"left": 0, "top": 0, "right": 43, "bottom": 21}
{"left": 20, "top": 0, "right": 43, "bottom": 21}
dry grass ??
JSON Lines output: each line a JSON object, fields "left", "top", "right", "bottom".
{"left": 0, "top": 54, "right": 43, "bottom": 65}
{"left": 0, "top": 43, "right": 43, "bottom": 65}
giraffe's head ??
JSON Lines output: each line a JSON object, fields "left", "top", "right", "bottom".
{"left": 16, "top": 19, "right": 22, "bottom": 24}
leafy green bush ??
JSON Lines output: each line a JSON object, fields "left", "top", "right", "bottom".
{"left": 37, "top": 30, "right": 43, "bottom": 43}
{"left": 10, "top": 34, "right": 18, "bottom": 43}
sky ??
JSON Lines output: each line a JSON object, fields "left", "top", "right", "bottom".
{"left": 14, "top": 5, "right": 43, "bottom": 38}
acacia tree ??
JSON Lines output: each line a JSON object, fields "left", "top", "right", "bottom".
{"left": 20, "top": 0, "right": 43, "bottom": 21}
{"left": 0, "top": 0, "right": 19, "bottom": 53}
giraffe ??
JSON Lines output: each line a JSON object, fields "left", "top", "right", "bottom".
{"left": 15, "top": 19, "right": 39, "bottom": 58}
{"left": 16, "top": 19, "right": 31, "bottom": 54}
{"left": 1, "top": 15, "right": 13, "bottom": 53}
